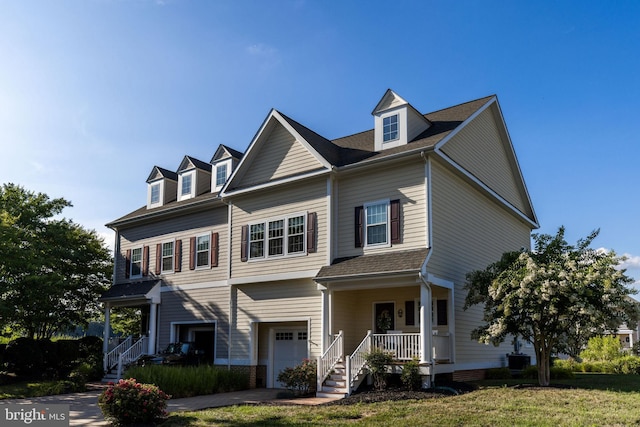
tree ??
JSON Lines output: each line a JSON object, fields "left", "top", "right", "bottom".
{"left": 464, "top": 227, "right": 638, "bottom": 386}
{"left": 0, "top": 183, "right": 112, "bottom": 338}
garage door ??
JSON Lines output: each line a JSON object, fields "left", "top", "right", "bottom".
{"left": 272, "top": 328, "right": 308, "bottom": 388}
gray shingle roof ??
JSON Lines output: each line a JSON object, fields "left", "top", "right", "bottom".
{"left": 315, "top": 248, "right": 430, "bottom": 281}
{"left": 99, "top": 280, "right": 161, "bottom": 301}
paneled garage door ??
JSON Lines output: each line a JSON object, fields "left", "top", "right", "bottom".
{"left": 272, "top": 328, "right": 308, "bottom": 388}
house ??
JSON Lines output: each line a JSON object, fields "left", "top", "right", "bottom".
{"left": 101, "top": 90, "right": 539, "bottom": 395}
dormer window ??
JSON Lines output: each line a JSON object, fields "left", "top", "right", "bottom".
{"left": 383, "top": 114, "right": 399, "bottom": 142}
{"left": 212, "top": 159, "right": 233, "bottom": 192}
{"left": 178, "top": 171, "right": 196, "bottom": 201}
{"left": 150, "top": 183, "right": 160, "bottom": 205}
{"left": 216, "top": 163, "right": 228, "bottom": 187}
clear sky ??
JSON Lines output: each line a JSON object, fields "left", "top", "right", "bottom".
{"left": 1, "top": 1, "right": 639, "bottom": 290}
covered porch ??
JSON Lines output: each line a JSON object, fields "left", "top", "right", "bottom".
{"left": 314, "top": 248, "right": 455, "bottom": 397}
{"left": 99, "top": 280, "right": 162, "bottom": 380}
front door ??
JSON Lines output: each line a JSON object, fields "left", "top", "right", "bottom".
{"left": 374, "top": 302, "right": 395, "bottom": 334}
{"left": 272, "top": 328, "right": 308, "bottom": 388}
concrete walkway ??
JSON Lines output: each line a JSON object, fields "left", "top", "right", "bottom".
{"left": 0, "top": 385, "right": 339, "bottom": 426}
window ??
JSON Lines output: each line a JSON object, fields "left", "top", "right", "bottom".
{"left": 248, "top": 213, "right": 306, "bottom": 260}
{"left": 436, "top": 299, "right": 448, "bottom": 326}
{"left": 216, "top": 163, "right": 228, "bottom": 187}
{"left": 366, "top": 202, "right": 388, "bottom": 245}
{"left": 161, "top": 242, "right": 174, "bottom": 272}
{"left": 181, "top": 173, "right": 192, "bottom": 196}
{"left": 196, "top": 234, "right": 210, "bottom": 268}
{"left": 131, "top": 247, "right": 143, "bottom": 277}
{"left": 355, "top": 200, "right": 401, "bottom": 248}
{"left": 383, "top": 114, "right": 399, "bottom": 142}
{"left": 150, "top": 183, "right": 160, "bottom": 204}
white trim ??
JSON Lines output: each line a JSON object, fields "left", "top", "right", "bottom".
{"left": 147, "top": 180, "right": 164, "bottom": 209}
{"left": 228, "top": 269, "right": 319, "bottom": 285}
{"left": 194, "top": 232, "right": 211, "bottom": 269}
{"left": 161, "top": 280, "right": 228, "bottom": 292}
{"left": 372, "top": 301, "right": 396, "bottom": 333}
{"left": 426, "top": 273, "right": 454, "bottom": 290}
{"left": 267, "top": 323, "right": 309, "bottom": 388}
{"left": 178, "top": 169, "right": 196, "bottom": 201}
{"left": 222, "top": 168, "right": 329, "bottom": 198}
{"left": 248, "top": 211, "right": 308, "bottom": 261}
{"left": 363, "top": 199, "right": 391, "bottom": 249}
{"left": 424, "top": 154, "right": 432, "bottom": 248}
{"left": 160, "top": 239, "right": 175, "bottom": 274}
{"left": 129, "top": 246, "right": 143, "bottom": 279}
{"left": 326, "top": 176, "right": 333, "bottom": 267}
{"left": 212, "top": 159, "right": 232, "bottom": 192}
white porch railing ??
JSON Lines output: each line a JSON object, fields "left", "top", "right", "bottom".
{"left": 116, "top": 336, "right": 149, "bottom": 380}
{"left": 346, "top": 330, "right": 373, "bottom": 393}
{"left": 372, "top": 333, "right": 421, "bottom": 361}
{"left": 317, "top": 330, "right": 344, "bottom": 390}
{"left": 104, "top": 335, "right": 132, "bottom": 372}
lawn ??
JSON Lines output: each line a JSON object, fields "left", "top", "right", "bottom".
{"left": 159, "top": 374, "right": 640, "bottom": 426}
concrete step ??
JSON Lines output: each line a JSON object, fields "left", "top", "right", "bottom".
{"left": 316, "top": 390, "right": 348, "bottom": 399}
{"left": 320, "top": 385, "right": 348, "bottom": 394}
{"left": 325, "top": 379, "right": 346, "bottom": 388}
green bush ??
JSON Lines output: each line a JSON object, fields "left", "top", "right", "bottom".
{"left": 98, "top": 378, "right": 170, "bottom": 426}
{"left": 277, "top": 359, "right": 317, "bottom": 396}
{"left": 580, "top": 336, "right": 623, "bottom": 362}
{"left": 522, "top": 365, "right": 574, "bottom": 380}
{"left": 400, "top": 358, "right": 422, "bottom": 390}
{"left": 4, "top": 338, "right": 43, "bottom": 377}
{"left": 364, "top": 349, "right": 394, "bottom": 391}
{"left": 124, "top": 365, "right": 250, "bottom": 398}
{"left": 485, "top": 367, "right": 512, "bottom": 380}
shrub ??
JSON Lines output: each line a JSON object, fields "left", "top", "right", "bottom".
{"left": 521, "top": 365, "right": 574, "bottom": 380}
{"left": 580, "top": 336, "right": 623, "bottom": 362}
{"left": 400, "top": 358, "right": 422, "bottom": 390}
{"left": 277, "top": 359, "right": 317, "bottom": 396}
{"left": 364, "top": 349, "right": 393, "bottom": 391}
{"left": 98, "top": 378, "right": 170, "bottom": 426}
{"left": 124, "top": 365, "right": 250, "bottom": 398}
{"left": 4, "top": 338, "right": 43, "bottom": 377}
{"left": 485, "top": 367, "right": 512, "bottom": 380}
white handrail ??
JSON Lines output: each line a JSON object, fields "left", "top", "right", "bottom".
{"left": 372, "top": 333, "right": 421, "bottom": 360}
{"left": 317, "top": 330, "right": 344, "bottom": 389}
{"left": 104, "top": 335, "right": 132, "bottom": 372}
{"left": 347, "top": 330, "right": 372, "bottom": 393}
{"left": 116, "top": 336, "right": 149, "bottom": 379}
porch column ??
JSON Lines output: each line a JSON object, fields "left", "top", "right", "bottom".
{"left": 319, "top": 285, "right": 332, "bottom": 351}
{"left": 103, "top": 302, "right": 111, "bottom": 354}
{"left": 148, "top": 302, "right": 158, "bottom": 355}
{"left": 420, "top": 283, "right": 432, "bottom": 364}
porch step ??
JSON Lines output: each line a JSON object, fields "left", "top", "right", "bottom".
{"left": 101, "top": 373, "right": 119, "bottom": 383}
{"left": 318, "top": 360, "right": 348, "bottom": 398}
{"left": 316, "top": 390, "right": 348, "bottom": 399}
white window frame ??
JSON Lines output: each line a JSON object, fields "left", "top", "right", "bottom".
{"left": 364, "top": 199, "right": 390, "bottom": 248}
{"left": 178, "top": 170, "right": 196, "bottom": 201}
{"left": 130, "top": 246, "right": 143, "bottom": 278}
{"left": 212, "top": 159, "right": 232, "bottom": 192}
{"left": 161, "top": 240, "right": 174, "bottom": 273}
{"left": 248, "top": 212, "right": 307, "bottom": 261}
{"left": 383, "top": 114, "right": 399, "bottom": 143}
{"left": 147, "top": 180, "right": 163, "bottom": 209}
{"left": 195, "top": 233, "right": 211, "bottom": 269}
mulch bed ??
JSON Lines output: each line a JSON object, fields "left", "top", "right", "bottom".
{"left": 324, "top": 381, "right": 476, "bottom": 405}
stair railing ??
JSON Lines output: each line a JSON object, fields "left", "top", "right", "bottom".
{"left": 317, "top": 330, "right": 344, "bottom": 390}
{"left": 346, "top": 330, "right": 372, "bottom": 394}
{"left": 104, "top": 335, "right": 132, "bottom": 372}
{"left": 116, "top": 336, "right": 149, "bottom": 379}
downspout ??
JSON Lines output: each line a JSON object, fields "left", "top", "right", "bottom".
{"left": 226, "top": 200, "right": 233, "bottom": 371}
{"left": 420, "top": 151, "right": 436, "bottom": 385}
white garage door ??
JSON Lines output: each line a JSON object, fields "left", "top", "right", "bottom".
{"left": 272, "top": 328, "right": 308, "bottom": 388}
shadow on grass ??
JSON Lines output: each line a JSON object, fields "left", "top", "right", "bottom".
{"left": 476, "top": 373, "right": 640, "bottom": 393}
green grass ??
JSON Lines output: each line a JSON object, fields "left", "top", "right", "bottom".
{"left": 159, "top": 374, "right": 640, "bottom": 426}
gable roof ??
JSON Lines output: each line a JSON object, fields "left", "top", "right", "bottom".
{"left": 146, "top": 166, "right": 178, "bottom": 183}
{"left": 178, "top": 155, "right": 211, "bottom": 173}
{"left": 99, "top": 280, "right": 161, "bottom": 302}
{"left": 211, "top": 144, "right": 244, "bottom": 163}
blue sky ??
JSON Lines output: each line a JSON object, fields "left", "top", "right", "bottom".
{"left": 1, "top": 1, "right": 639, "bottom": 289}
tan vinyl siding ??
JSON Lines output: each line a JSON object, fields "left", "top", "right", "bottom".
{"left": 336, "top": 160, "right": 426, "bottom": 258}
{"left": 429, "top": 159, "right": 533, "bottom": 366}
{"left": 230, "top": 178, "right": 327, "bottom": 278}
{"left": 333, "top": 286, "right": 420, "bottom": 354}
{"left": 117, "top": 207, "right": 228, "bottom": 285}
{"left": 231, "top": 280, "right": 322, "bottom": 361}
{"left": 164, "top": 180, "right": 177, "bottom": 204}
{"left": 257, "top": 321, "right": 306, "bottom": 364}
{"left": 407, "top": 109, "right": 429, "bottom": 141}
{"left": 196, "top": 169, "right": 212, "bottom": 195}
{"left": 238, "top": 122, "right": 323, "bottom": 188}
{"left": 440, "top": 105, "right": 530, "bottom": 217}
{"left": 158, "top": 286, "right": 230, "bottom": 359}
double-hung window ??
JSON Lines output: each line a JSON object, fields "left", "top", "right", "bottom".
{"left": 216, "top": 163, "right": 228, "bottom": 188}
{"left": 355, "top": 199, "right": 400, "bottom": 248}
{"left": 365, "top": 201, "right": 389, "bottom": 246}
{"left": 161, "top": 241, "right": 174, "bottom": 272}
{"left": 181, "top": 174, "right": 192, "bottom": 196}
{"left": 131, "top": 247, "right": 143, "bottom": 277}
{"left": 196, "top": 234, "right": 210, "bottom": 268}
{"left": 383, "top": 114, "right": 399, "bottom": 142}
{"left": 150, "top": 183, "right": 160, "bottom": 205}
{"left": 249, "top": 213, "right": 306, "bottom": 260}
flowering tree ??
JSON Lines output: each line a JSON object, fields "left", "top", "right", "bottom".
{"left": 464, "top": 227, "right": 638, "bottom": 386}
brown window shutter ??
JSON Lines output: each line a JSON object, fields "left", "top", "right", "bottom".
{"left": 125, "top": 249, "right": 131, "bottom": 278}
{"left": 211, "top": 232, "right": 219, "bottom": 268}
{"left": 142, "top": 245, "right": 149, "bottom": 276}
{"left": 174, "top": 239, "right": 182, "bottom": 272}
{"left": 354, "top": 206, "right": 364, "bottom": 248}
{"left": 155, "top": 243, "right": 162, "bottom": 275}
{"left": 306, "top": 212, "right": 317, "bottom": 253}
{"left": 390, "top": 199, "right": 401, "bottom": 244}
{"left": 189, "top": 236, "right": 196, "bottom": 270}
{"left": 240, "top": 225, "right": 248, "bottom": 262}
